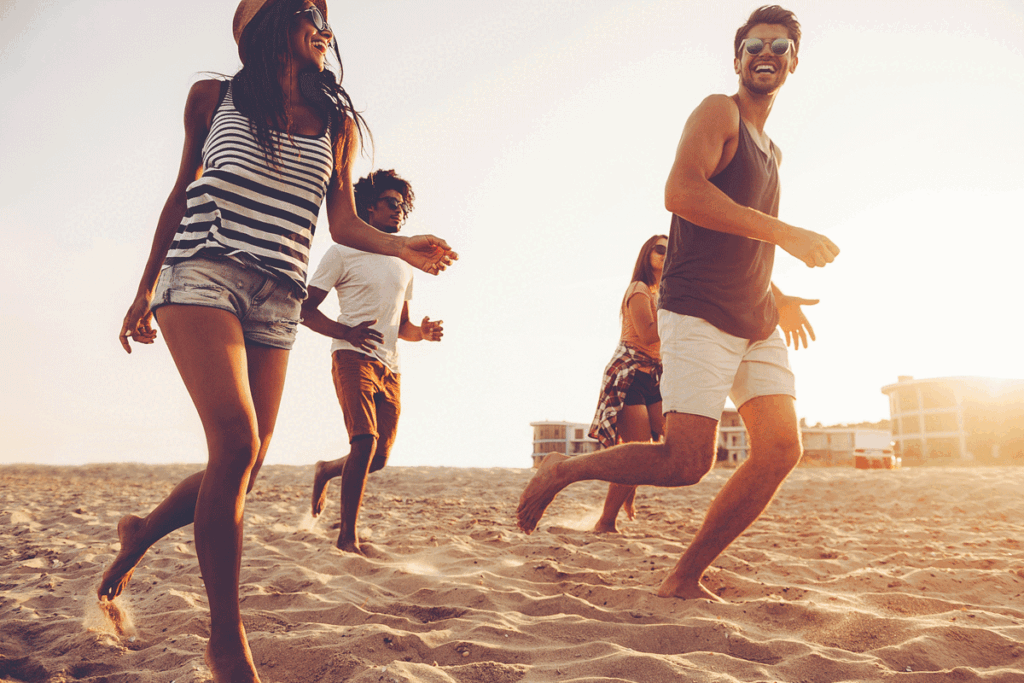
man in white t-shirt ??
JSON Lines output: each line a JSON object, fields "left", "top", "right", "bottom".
{"left": 301, "top": 169, "right": 443, "bottom": 555}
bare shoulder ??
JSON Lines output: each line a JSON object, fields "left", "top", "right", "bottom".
{"left": 183, "top": 78, "right": 224, "bottom": 129}
{"left": 690, "top": 94, "right": 740, "bottom": 133}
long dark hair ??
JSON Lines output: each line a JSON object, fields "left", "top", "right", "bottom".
{"left": 630, "top": 234, "right": 667, "bottom": 287}
{"left": 232, "top": 0, "right": 370, "bottom": 171}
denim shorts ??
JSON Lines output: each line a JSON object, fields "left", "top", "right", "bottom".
{"left": 657, "top": 310, "right": 795, "bottom": 419}
{"left": 151, "top": 255, "right": 302, "bottom": 350}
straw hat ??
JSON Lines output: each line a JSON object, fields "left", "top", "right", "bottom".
{"left": 233, "top": 0, "right": 329, "bottom": 63}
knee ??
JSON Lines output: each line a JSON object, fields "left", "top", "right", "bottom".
{"left": 752, "top": 434, "right": 802, "bottom": 476}
{"left": 208, "top": 418, "right": 261, "bottom": 472}
{"left": 662, "top": 441, "right": 716, "bottom": 487}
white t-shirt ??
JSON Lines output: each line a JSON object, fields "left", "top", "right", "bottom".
{"left": 307, "top": 244, "right": 414, "bottom": 374}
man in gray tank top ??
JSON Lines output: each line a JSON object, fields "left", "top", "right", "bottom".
{"left": 518, "top": 5, "right": 840, "bottom": 601}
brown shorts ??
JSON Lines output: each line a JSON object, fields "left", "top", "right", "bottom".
{"left": 331, "top": 350, "right": 401, "bottom": 468}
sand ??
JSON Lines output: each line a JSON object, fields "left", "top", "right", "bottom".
{"left": 1, "top": 463, "right": 1023, "bottom": 682}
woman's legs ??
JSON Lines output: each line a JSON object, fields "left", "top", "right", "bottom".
{"left": 594, "top": 403, "right": 660, "bottom": 533}
{"left": 112, "top": 304, "right": 286, "bottom": 682}
{"left": 97, "top": 328, "right": 287, "bottom": 602}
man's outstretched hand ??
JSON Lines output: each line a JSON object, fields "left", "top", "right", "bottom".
{"left": 777, "top": 295, "right": 818, "bottom": 350}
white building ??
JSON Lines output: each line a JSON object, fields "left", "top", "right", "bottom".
{"left": 529, "top": 421, "right": 600, "bottom": 468}
{"left": 881, "top": 375, "right": 1024, "bottom": 463}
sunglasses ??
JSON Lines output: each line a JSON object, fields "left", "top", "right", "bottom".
{"left": 295, "top": 7, "right": 332, "bottom": 37}
{"left": 740, "top": 37, "right": 794, "bottom": 56}
{"left": 379, "top": 196, "right": 409, "bottom": 214}
{"left": 653, "top": 244, "right": 667, "bottom": 255}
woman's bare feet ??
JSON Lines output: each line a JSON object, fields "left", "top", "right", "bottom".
{"left": 592, "top": 519, "right": 620, "bottom": 533}
{"left": 205, "top": 630, "right": 260, "bottom": 683}
{"left": 623, "top": 488, "right": 637, "bottom": 520}
{"left": 97, "top": 515, "right": 149, "bottom": 601}
{"left": 516, "top": 453, "right": 570, "bottom": 533}
{"left": 656, "top": 572, "right": 725, "bottom": 602}
{"left": 335, "top": 535, "right": 368, "bottom": 556}
{"left": 311, "top": 459, "right": 338, "bottom": 518}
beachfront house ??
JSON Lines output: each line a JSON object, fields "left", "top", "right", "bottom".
{"left": 882, "top": 375, "right": 1024, "bottom": 464}
{"left": 529, "top": 421, "right": 600, "bottom": 468}
{"left": 529, "top": 412, "right": 751, "bottom": 468}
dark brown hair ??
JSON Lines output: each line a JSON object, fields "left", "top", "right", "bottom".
{"left": 734, "top": 5, "right": 801, "bottom": 56}
{"left": 232, "top": 0, "right": 369, "bottom": 172}
{"left": 630, "top": 234, "right": 668, "bottom": 288}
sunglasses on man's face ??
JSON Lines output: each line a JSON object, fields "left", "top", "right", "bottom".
{"left": 741, "top": 37, "right": 794, "bottom": 56}
{"left": 653, "top": 244, "right": 667, "bottom": 256}
{"left": 295, "top": 7, "right": 332, "bottom": 36}
{"left": 379, "top": 197, "right": 408, "bottom": 214}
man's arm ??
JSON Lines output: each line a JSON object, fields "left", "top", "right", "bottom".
{"left": 772, "top": 282, "right": 818, "bottom": 350}
{"left": 300, "top": 285, "right": 382, "bottom": 353}
{"left": 664, "top": 95, "right": 839, "bottom": 268}
{"left": 398, "top": 301, "right": 443, "bottom": 342}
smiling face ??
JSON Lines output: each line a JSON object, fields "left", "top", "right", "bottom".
{"left": 366, "top": 189, "right": 407, "bottom": 233}
{"left": 288, "top": 1, "right": 332, "bottom": 72}
{"left": 734, "top": 23, "right": 798, "bottom": 96}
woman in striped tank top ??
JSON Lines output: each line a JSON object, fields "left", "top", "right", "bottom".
{"left": 103, "top": 2, "right": 455, "bottom": 680}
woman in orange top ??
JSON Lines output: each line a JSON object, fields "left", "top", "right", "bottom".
{"left": 588, "top": 234, "right": 668, "bottom": 532}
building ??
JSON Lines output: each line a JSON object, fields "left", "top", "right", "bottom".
{"left": 799, "top": 425, "right": 892, "bottom": 465}
{"left": 717, "top": 409, "right": 749, "bottom": 466}
{"left": 530, "top": 421, "right": 599, "bottom": 468}
{"left": 881, "top": 375, "right": 1024, "bottom": 463}
{"left": 530, "top": 412, "right": 751, "bottom": 468}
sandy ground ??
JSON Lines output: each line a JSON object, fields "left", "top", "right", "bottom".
{"left": 1, "top": 463, "right": 1023, "bottom": 683}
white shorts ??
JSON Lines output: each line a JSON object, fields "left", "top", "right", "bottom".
{"left": 657, "top": 310, "right": 795, "bottom": 420}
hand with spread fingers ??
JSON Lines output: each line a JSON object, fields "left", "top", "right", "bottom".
{"left": 341, "top": 319, "right": 383, "bottom": 353}
{"left": 776, "top": 294, "right": 818, "bottom": 350}
{"left": 420, "top": 316, "right": 444, "bottom": 342}
{"left": 401, "top": 235, "right": 458, "bottom": 275}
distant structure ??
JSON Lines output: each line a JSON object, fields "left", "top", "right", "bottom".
{"left": 799, "top": 425, "right": 892, "bottom": 465}
{"left": 882, "top": 375, "right": 1024, "bottom": 464}
{"left": 717, "top": 410, "right": 749, "bottom": 466}
{"left": 530, "top": 421, "right": 599, "bottom": 468}
{"left": 529, "top": 413, "right": 751, "bottom": 468}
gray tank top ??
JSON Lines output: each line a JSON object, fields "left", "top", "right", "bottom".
{"left": 659, "top": 118, "right": 780, "bottom": 341}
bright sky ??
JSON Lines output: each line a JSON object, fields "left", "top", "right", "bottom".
{"left": 2, "top": 0, "right": 1023, "bottom": 468}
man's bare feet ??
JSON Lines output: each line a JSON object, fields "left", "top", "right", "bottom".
{"left": 205, "top": 632, "right": 260, "bottom": 683}
{"left": 656, "top": 572, "right": 725, "bottom": 602}
{"left": 311, "top": 459, "right": 339, "bottom": 518}
{"left": 516, "top": 452, "right": 570, "bottom": 534}
{"left": 97, "top": 515, "right": 149, "bottom": 601}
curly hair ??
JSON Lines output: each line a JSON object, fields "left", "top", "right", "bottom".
{"left": 231, "top": 0, "right": 370, "bottom": 172}
{"left": 353, "top": 170, "right": 415, "bottom": 222}
{"left": 630, "top": 234, "right": 668, "bottom": 288}
{"left": 734, "top": 5, "right": 801, "bottom": 56}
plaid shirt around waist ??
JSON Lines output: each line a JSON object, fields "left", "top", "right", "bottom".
{"left": 588, "top": 342, "right": 662, "bottom": 449}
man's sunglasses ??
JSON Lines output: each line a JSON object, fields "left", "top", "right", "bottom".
{"left": 740, "top": 37, "right": 794, "bottom": 56}
{"left": 653, "top": 244, "right": 667, "bottom": 255}
{"left": 295, "top": 7, "right": 332, "bottom": 38}
{"left": 379, "top": 197, "right": 409, "bottom": 214}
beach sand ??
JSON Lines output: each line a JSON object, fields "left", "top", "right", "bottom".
{"left": 1, "top": 463, "right": 1022, "bottom": 682}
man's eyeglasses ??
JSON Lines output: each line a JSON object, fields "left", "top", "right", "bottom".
{"left": 379, "top": 197, "right": 409, "bottom": 214}
{"left": 295, "top": 7, "right": 332, "bottom": 38}
{"left": 653, "top": 244, "right": 667, "bottom": 256}
{"left": 740, "top": 37, "right": 794, "bottom": 56}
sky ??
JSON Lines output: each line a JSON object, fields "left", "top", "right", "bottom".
{"left": 2, "top": 0, "right": 1023, "bottom": 469}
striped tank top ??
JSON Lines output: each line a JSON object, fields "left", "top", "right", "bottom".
{"left": 163, "top": 82, "right": 335, "bottom": 295}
